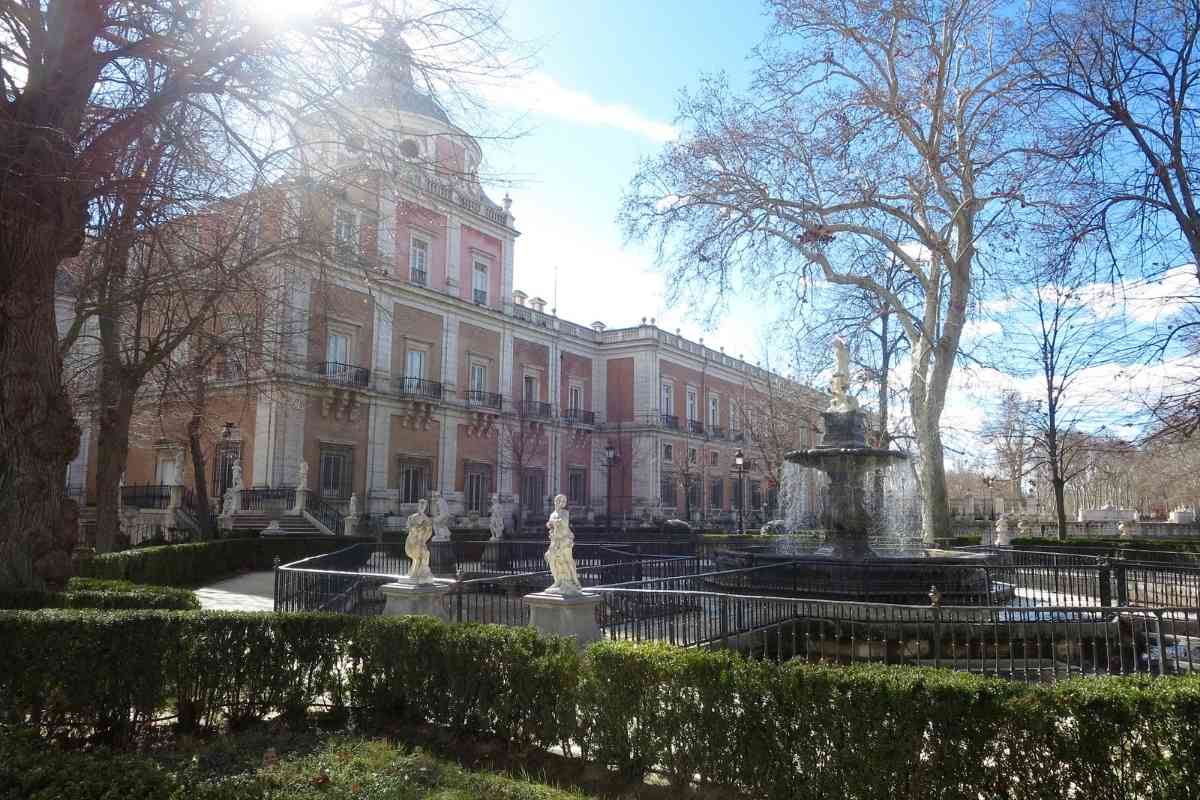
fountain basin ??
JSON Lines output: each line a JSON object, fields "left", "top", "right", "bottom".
{"left": 712, "top": 547, "right": 1014, "bottom": 605}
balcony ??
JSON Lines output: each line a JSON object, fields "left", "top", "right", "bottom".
{"left": 410, "top": 269, "right": 428, "bottom": 287}
{"left": 395, "top": 376, "right": 443, "bottom": 400}
{"left": 313, "top": 361, "right": 370, "bottom": 388}
{"left": 465, "top": 389, "right": 503, "bottom": 410}
{"left": 688, "top": 419, "right": 705, "bottom": 435}
{"left": 516, "top": 399, "right": 553, "bottom": 419}
{"left": 708, "top": 425, "right": 726, "bottom": 440}
{"left": 473, "top": 289, "right": 488, "bottom": 305}
{"left": 660, "top": 413, "right": 680, "bottom": 430}
{"left": 563, "top": 408, "right": 596, "bottom": 425}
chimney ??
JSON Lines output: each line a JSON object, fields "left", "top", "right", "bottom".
{"left": 512, "top": 290, "right": 527, "bottom": 307}
{"left": 529, "top": 296, "right": 546, "bottom": 313}
{"left": 590, "top": 321, "right": 607, "bottom": 333}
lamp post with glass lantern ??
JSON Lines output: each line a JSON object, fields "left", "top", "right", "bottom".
{"left": 604, "top": 440, "right": 620, "bottom": 535}
{"left": 734, "top": 449, "right": 747, "bottom": 535}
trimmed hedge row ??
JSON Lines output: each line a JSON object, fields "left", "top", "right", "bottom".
{"left": 1013, "top": 537, "right": 1200, "bottom": 553}
{"left": 0, "top": 578, "right": 199, "bottom": 611}
{"left": 80, "top": 536, "right": 374, "bottom": 587}
{"left": 2, "top": 610, "right": 1199, "bottom": 798}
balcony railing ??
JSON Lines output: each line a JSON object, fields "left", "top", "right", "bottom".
{"left": 410, "top": 269, "right": 427, "bottom": 287}
{"left": 688, "top": 419, "right": 705, "bottom": 435}
{"left": 731, "top": 429, "right": 745, "bottom": 443}
{"left": 395, "top": 376, "right": 443, "bottom": 400}
{"left": 121, "top": 483, "right": 171, "bottom": 510}
{"left": 313, "top": 361, "right": 370, "bottom": 388}
{"left": 517, "top": 400, "right": 553, "bottom": 419}
{"left": 466, "top": 389, "right": 503, "bottom": 410}
{"left": 563, "top": 408, "right": 596, "bottom": 425}
{"left": 513, "top": 305, "right": 552, "bottom": 328}
{"left": 473, "top": 289, "right": 488, "bottom": 305}
{"left": 660, "top": 413, "right": 680, "bottom": 430}
{"left": 708, "top": 425, "right": 726, "bottom": 439}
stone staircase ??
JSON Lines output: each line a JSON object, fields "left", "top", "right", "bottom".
{"left": 229, "top": 511, "right": 327, "bottom": 537}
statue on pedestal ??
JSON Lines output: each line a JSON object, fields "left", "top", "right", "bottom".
{"left": 348, "top": 492, "right": 359, "bottom": 518}
{"left": 431, "top": 491, "right": 452, "bottom": 541}
{"left": 488, "top": 493, "right": 504, "bottom": 541}
{"left": 545, "top": 494, "right": 583, "bottom": 596}
{"left": 994, "top": 513, "right": 1014, "bottom": 547}
{"left": 829, "top": 336, "right": 860, "bottom": 414}
{"left": 405, "top": 499, "right": 434, "bottom": 583}
{"left": 231, "top": 459, "right": 244, "bottom": 490}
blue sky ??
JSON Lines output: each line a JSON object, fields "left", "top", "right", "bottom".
{"left": 478, "top": 1, "right": 773, "bottom": 359}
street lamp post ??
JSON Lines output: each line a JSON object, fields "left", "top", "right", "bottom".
{"left": 983, "top": 475, "right": 996, "bottom": 521}
{"left": 604, "top": 441, "right": 620, "bottom": 535}
{"left": 734, "top": 449, "right": 746, "bottom": 535}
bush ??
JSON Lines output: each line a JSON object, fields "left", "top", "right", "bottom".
{"left": 0, "top": 579, "right": 198, "bottom": 611}
{"left": 80, "top": 537, "right": 374, "bottom": 587}
{"left": 1, "top": 610, "right": 1198, "bottom": 797}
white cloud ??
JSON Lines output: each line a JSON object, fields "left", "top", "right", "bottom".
{"left": 962, "top": 319, "right": 1003, "bottom": 340}
{"left": 1072, "top": 264, "right": 1197, "bottom": 323}
{"left": 477, "top": 71, "right": 678, "bottom": 142}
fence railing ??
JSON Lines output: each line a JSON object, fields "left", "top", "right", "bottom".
{"left": 307, "top": 494, "right": 345, "bottom": 535}
{"left": 121, "top": 484, "right": 170, "bottom": 510}
{"left": 241, "top": 487, "right": 297, "bottom": 515}
{"left": 312, "top": 361, "right": 370, "bottom": 388}
{"left": 395, "top": 376, "right": 443, "bottom": 400}
{"left": 465, "top": 389, "right": 503, "bottom": 410}
{"left": 563, "top": 408, "right": 596, "bottom": 425}
{"left": 590, "top": 588, "right": 1199, "bottom": 681}
{"left": 516, "top": 400, "right": 553, "bottom": 419}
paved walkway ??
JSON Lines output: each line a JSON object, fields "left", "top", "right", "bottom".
{"left": 195, "top": 571, "right": 275, "bottom": 612}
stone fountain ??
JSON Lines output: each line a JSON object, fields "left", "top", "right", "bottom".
{"left": 714, "top": 338, "right": 1010, "bottom": 604}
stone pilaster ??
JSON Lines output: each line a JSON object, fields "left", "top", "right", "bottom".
{"left": 373, "top": 298, "right": 393, "bottom": 378}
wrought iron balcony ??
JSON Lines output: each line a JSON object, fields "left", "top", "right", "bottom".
{"left": 473, "top": 289, "right": 488, "bottom": 305}
{"left": 313, "top": 361, "right": 371, "bottom": 388}
{"left": 410, "top": 268, "right": 428, "bottom": 287}
{"left": 517, "top": 399, "right": 553, "bottom": 419}
{"left": 563, "top": 408, "right": 596, "bottom": 425}
{"left": 688, "top": 419, "right": 705, "bottom": 435}
{"left": 708, "top": 425, "right": 726, "bottom": 439}
{"left": 395, "top": 376, "right": 443, "bottom": 400}
{"left": 660, "top": 413, "right": 680, "bottom": 430}
{"left": 466, "top": 389, "right": 503, "bottom": 410}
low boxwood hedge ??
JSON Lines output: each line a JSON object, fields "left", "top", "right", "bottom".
{"left": 80, "top": 536, "right": 374, "bottom": 587}
{"left": 0, "top": 578, "right": 198, "bottom": 611}
{"left": 1, "top": 610, "right": 1198, "bottom": 798}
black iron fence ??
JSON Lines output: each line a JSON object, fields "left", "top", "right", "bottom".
{"left": 465, "top": 389, "right": 503, "bottom": 409}
{"left": 312, "top": 361, "right": 370, "bottom": 388}
{"left": 395, "top": 376, "right": 443, "bottom": 400}
{"left": 241, "top": 487, "right": 296, "bottom": 515}
{"left": 121, "top": 483, "right": 170, "bottom": 510}
{"left": 307, "top": 494, "right": 345, "bottom": 534}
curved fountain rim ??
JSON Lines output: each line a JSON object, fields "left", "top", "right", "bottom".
{"left": 784, "top": 446, "right": 908, "bottom": 463}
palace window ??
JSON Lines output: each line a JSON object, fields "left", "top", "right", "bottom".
{"left": 410, "top": 236, "right": 429, "bottom": 285}
{"left": 660, "top": 474, "right": 677, "bottom": 507}
{"left": 319, "top": 445, "right": 354, "bottom": 500}
{"left": 568, "top": 467, "right": 587, "bottom": 505}
{"left": 470, "top": 361, "right": 487, "bottom": 393}
{"left": 397, "top": 459, "right": 430, "bottom": 504}
{"left": 521, "top": 468, "right": 546, "bottom": 514}
{"left": 710, "top": 479, "right": 724, "bottom": 510}
{"left": 708, "top": 395, "right": 719, "bottom": 427}
{"left": 473, "top": 261, "right": 488, "bottom": 304}
{"left": 465, "top": 462, "right": 492, "bottom": 514}
{"left": 662, "top": 443, "right": 674, "bottom": 462}
{"left": 687, "top": 447, "right": 697, "bottom": 464}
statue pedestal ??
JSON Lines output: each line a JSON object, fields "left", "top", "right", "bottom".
{"left": 524, "top": 591, "right": 604, "bottom": 647}
{"left": 381, "top": 579, "right": 452, "bottom": 621}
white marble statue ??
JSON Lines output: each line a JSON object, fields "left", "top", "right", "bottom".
{"left": 829, "top": 336, "right": 860, "bottom": 414}
{"left": 545, "top": 494, "right": 583, "bottom": 596}
{"left": 405, "top": 499, "right": 434, "bottom": 583}
{"left": 348, "top": 492, "right": 359, "bottom": 517}
{"left": 488, "top": 493, "right": 504, "bottom": 541}
{"left": 994, "top": 513, "right": 1014, "bottom": 547}
{"left": 221, "top": 487, "right": 235, "bottom": 516}
{"left": 1119, "top": 519, "right": 1137, "bottom": 539}
{"left": 231, "top": 459, "right": 244, "bottom": 490}
{"left": 431, "top": 490, "right": 452, "bottom": 541}
{"left": 296, "top": 460, "right": 309, "bottom": 489}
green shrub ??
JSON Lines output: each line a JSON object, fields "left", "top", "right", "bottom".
{"left": 1, "top": 610, "right": 1199, "bottom": 797}
{"left": 0, "top": 579, "right": 198, "bottom": 611}
{"left": 80, "top": 537, "right": 373, "bottom": 587}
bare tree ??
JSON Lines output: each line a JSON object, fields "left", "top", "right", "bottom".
{"left": 0, "top": 1, "right": 517, "bottom": 586}
{"left": 497, "top": 402, "right": 548, "bottom": 532}
{"left": 622, "top": 0, "right": 1041, "bottom": 541}
{"left": 1027, "top": 0, "right": 1200, "bottom": 277}
{"left": 981, "top": 390, "right": 1036, "bottom": 503}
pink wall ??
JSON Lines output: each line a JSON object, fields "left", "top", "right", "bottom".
{"left": 460, "top": 224, "right": 503, "bottom": 308}
{"left": 395, "top": 201, "right": 448, "bottom": 289}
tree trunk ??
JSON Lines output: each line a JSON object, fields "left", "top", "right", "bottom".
{"left": 187, "top": 414, "right": 214, "bottom": 540}
{"left": 94, "top": 385, "right": 136, "bottom": 554}
{"left": 914, "top": 419, "right": 951, "bottom": 543}
{"left": 0, "top": 265, "right": 80, "bottom": 588}
{"left": 1051, "top": 468, "right": 1068, "bottom": 542}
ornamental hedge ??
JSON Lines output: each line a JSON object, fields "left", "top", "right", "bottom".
{"left": 80, "top": 536, "right": 374, "bottom": 587}
{"left": 2, "top": 610, "right": 1199, "bottom": 798}
{"left": 0, "top": 578, "right": 198, "bottom": 611}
